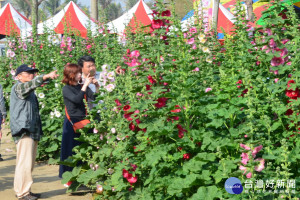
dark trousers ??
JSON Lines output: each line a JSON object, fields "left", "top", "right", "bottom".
{"left": 59, "top": 117, "right": 82, "bottom": 178}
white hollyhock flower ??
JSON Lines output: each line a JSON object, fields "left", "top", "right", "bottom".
{"left": 105, "top": 84, "right": 115, "bottom": 92}
{"left": 55, "top": 111, "right": 61, "bottom": 118}
{"left": 101, "top": 64, "right": 111, "bottom": 71}
{"left": 107, "top": 71, "right": 115, "bottom": 80}
{"left": 202, "top": 46, "right": 210, "bottom": 53}
{"left": 206, "top": 57, "right": 212, "bottom": 63}
{"left": 38, "top": 93, "right": 45, "bottom": 98}
{"left": 111, "top": 128, "right": 116, "bottom": 134}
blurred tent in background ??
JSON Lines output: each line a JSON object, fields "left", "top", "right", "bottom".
{"left": 0, "top": 3, "right": 31, "bottom": 39}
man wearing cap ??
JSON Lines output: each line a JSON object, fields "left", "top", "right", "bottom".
{"left": 10, "top": 64, "right": 58, "bottom": 200}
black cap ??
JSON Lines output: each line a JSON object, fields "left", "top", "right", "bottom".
{"left": 15, "top": 64, "right": 39, "bottom": 76}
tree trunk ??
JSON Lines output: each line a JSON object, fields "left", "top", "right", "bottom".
{"left": 245, "top": 0, "right": 254, "bottom": 22}
{"left": 212, "top": 0, "right": 220, "bottom": 30}
{"left": 91, "top": 0, "right": 98, "bottom": 21}
{"left": 31, "top": 0, "right": 38, "bottom": 37}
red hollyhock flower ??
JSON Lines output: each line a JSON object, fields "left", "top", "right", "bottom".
{"left": 286, "top": 109, "right": 293, "bottom": 116}
{"left": 161, "top": 10, "right": 171, "bottom": 17}
{"left": 183, "top": 153, "right": 191, "bottom": 160}
{"left": 286, "top": 88, "right": 299, "bottom": 99}
{"left": 115, "top": 99, "right": 122, "bottom": 106}
{"left": 177, "top": 124, "right": 187, "bottom": 138}
{"left": 148, "top": 75, "right": 156, "bottom": 84}
{"left": 123, "top": 105, "right": 131, "bottom": 111}
{"left": 124, "top": 112, "right": 134, "bottom": 121}
{"left": 236, "top": 80, "right": 242, "bottom": 84}
{"left": 154, "top": 97, "right": 168, "bottom": 108}
{"left": 131, "top": 164, "right": 137, "bottom": 171}
{"left": 287, "top": 80, "right": 295, "bottom": 88}
{"left": 127, "top": 174, "right": 138, "bottom": 184}
{"left": 171, "top": 105, "right": 181, "bottom": 113}
{"left": 129, "top": 122, "right": 136, "bottom": 131}
{"left": 271, "top": 56, "right": 284, "bottom": 66}
{"left": 151, "top": 19, "right": 165, "bottom": 29}
{"left": 122, "top": 169, "right": 129, "bottom": 178}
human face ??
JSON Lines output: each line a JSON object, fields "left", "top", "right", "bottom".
{"left": 75, "top": 72, "right": 82, "bottom": 83}
{"left": 17, "top": 71, "right": 35, "bottom": 83}
{"left": 82, "top": 61, "right": 96, "bottom": 78}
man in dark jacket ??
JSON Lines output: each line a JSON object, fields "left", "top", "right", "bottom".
{"left": 10, "top": 64, "right": 58, "bottom": 200}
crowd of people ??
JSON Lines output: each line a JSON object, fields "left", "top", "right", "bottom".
{"left": 1, "top": 55, "right": 112, "bottom": 200}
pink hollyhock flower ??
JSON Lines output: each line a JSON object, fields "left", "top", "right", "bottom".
{"left": 286, "top": 62, "right": 292, "bottom": 65}
{"left": 236, "top": 80, "right": 242, "bottom": 84}
{"left": 161, "top": 10, "right": 171, "bottom": 17}
{"left": 244, "top": 135, "right": 248, "bottom": 138}
{"left": 254, "top": 158, "right": 265, "bottom": 172}
{"left": 177, "top": 124, "right": 187, "bottom": 138}
{"left": 130, "top": 50, "right": 140, "bottom": 58}
{"left": 192, "top": 44, "right": 197, "bottom": 50}
{"left": 183, "top": 153, "right": 191, "bottom": 160}
{"left": 93, "top": 128, "right": 98, "bottom": 134}
{"left": 252, "top": 145, "right": 263, "bottom": 158}
{"left": 239, "top": 165, "right": 247, "bottom": 175}
{"left": 127, "top": 174, "right": 138, "bottom": 184}
{"left": 136, "top": 92, "right": 143, "bottom": 97}
{"left": 269, "top": 38, "right": 276, "bottom": 48}
{"left": 240, "top": 143, "right": 251, "bottom": 150}
{"left": 187, "top": 38, "right": 195, "bottom": 44}
{"left": 271, "top": 56, "right": 284, "bottom": 66}
{"left": 151, "top": 19, "right": 165, "bottom": 29}
{"left": 60, "top": 51, "right": 64, "bottom": 54}
{"left": 192, "top": 67, "right": 199, "bottom": 72}
{"left": 124, "top": 112, "right": 133, "bottom": 121}
{"left": 274, "top": 78, "right": 279, "bottom": 83}
{"left": 246, "top": 172, "right": 252, "bottom": 178}
{"left": 205, "top": 88, "right": 212, "bottom": 93}
{"left": 86, "top": 44, "right": 92, "bottom": 49}
{"left": 265, "top": 28, "right": 272, "bottom": 36}
{"left": 280, "top": 48, "right": 288, "bottom": 57}
{"left": 115, "top": 99, "right": 122, "bottom": 106}
{"left": 60, "top": 42, "right": 66, "bottom": 48}
{"left": 241, "top": 152, "right": 249, "bottom": 165}
{"left": 281, "top": 39, "right": 289, "bottom": 44}
{"left": 189, "top": 27, "right": 197, "bottom": 33}
{"left": 128, "top": 58, "right": 141, "bottom": 67}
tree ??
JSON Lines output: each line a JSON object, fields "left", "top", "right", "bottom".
{"left": 245, "top": 0, "right": 254, "bottom": 22}
{"left": 91, "top": 0, "right": 98, "bottom": 20}
{"left": 165, "top": 0, "right": 193, "bottom": 20}
{"left": 125, "top": 0, "right": 138, "bottom": 10}
{"left": 106, "top": 2, "right": 123, "bottom": 21}
{"left": 11, "top": 0, "right": 31, "bottom": 18}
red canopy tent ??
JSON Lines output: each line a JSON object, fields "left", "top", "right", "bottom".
{"left": 0, "top": 3, "right": 31, "bottom": 39}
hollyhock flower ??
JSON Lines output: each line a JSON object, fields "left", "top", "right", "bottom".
{"left": 151, "top": 19, "right": 165, "bottom": 29}
{"left": 252, "top": 145, "right": 263, "bottom": 158}
{"left": 38, "top": 93, "right": 45, "bottom": 98}
{"left": 10, "top": 69, "right": 16, "bottom": 76}
{"left": 240, "top": 143, "right": 251, "bottom": 150}
{"left": 6, "top": 49, "right": 15, "bottom": 58}
{"left": 271, "top": 56, "right": 284, "bottom": 66}
{"left": 130, "top": 50, "right": 140, "bottom": 58}
{"left": 162, "top": 10, "right": 171, "bottom": 17}
{"left": 198, "top": 34, "right": 205, "bottom": 40}
{"left": 93, "top": 128, "right": 98, "bottom": 134}
{"left": 101, "top": 64, "right": 111, "bottom": 71}
{"left": 124, "top": 112, "right": 133, "bottom": 121}
{"left": 136, "top": 92, "right": 143, "bottom": 97}
{"left": 281, "top": 39, "right": 289, "bottom": 44}
{"left": 111, "top": 128, "right": 116, "bottom": 134}
{"left": 286, "top": 61, "right": 292, "bottom": 65}
{"left": 171, "top": 105, "right": 181, "bottom": 113}
{"left": 239, "top": 165, "right": 247, "bottom": 175}
{"left": 202, "top": 46, "right": 210, "bottom": 53}
{"left": 128, "top": 58, "right": 141, "bottom": 67}
{"left": 192, "top": 67, "right": 199, "bottom": 72}
{"left": 269, "top": 38, "right": 276, "bottom": 48}
{"left": 105, "top": 84, "right": 115, "bottom": 92}
{"left": 280, "top": 48, "right": 288, "bottom": 57}
{"left": 206, "top": 57, "right": 212, "bottom": 63}
{"left": 241, "top": 152, "right": 249, "bottom": 165}
{"left": 183, "top": 153, "right": 191, "bottom": 160}
{"left": 285, "top": 109, "right": 293, "bottom": 116}
{"left": 236, "top": 80, "right": 242, "bottom": 84}
{"left": 265, "top": 28, "right": 272, "bottom": 36}
{"left": 122, "top": 169, "right": 129, "bottom": 178}
{"left": 108, "top": 168, "right": 114, "bottom": 174}
{"left": 205, "top": 88, "right": 212, "bottom": 93}
{"left": 127, "top": 174, "right": 138, "bottom": 185}
{"left": 286, "top": 88, "right": 299, "bottom": 99}
{"left": 189, "top": 27, "right": 197, "bottom": 33}
{"left": 148, "top": 75, "right": 156, "bottom": 84}
{"left": 86, "top": 44, "right": 92, "bottom": 49}
{"left": 123, "top": 105, "right": 131, "bottom": 111}
{"left": 23, "top": 43, "right": 27, "bottom": 51}
{"left": 246, "top": 172, "right": 252, "bottom": 178}
{"left": 244, "top": 135, "right": 248, "bottom": 138}
{"left": 115, "top": 99, "right": 122, "bottom": 106}
{"left": 129, "top": 122, "right": 136, "bottom": 131}
{"left": 60, "top": 51, "right": 64, "bottom": 54}
{"left": 154, "top": 97, "right": 168, "bottom": 108}
{"left": 287, "top": 80, "right": 295, "bottom": 88}
{"left": 177, "top": 124, "right": 187, "bottom": 138}
{"left": 254, "top": 158, "right": 265, "bottom": 172}
{"left": 131, "top": 164, "right": 137, "bottom": 171}
{"left": 274, "top": 78, "right": 279, "bottom": 83}
{"left": 187, "top": 38, "right": 195, "bottom": 44}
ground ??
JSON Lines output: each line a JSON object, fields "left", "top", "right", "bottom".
{"left": 0, "top": 126, "right": 93, "bottom": 200}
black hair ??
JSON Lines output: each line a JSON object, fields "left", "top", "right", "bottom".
{"left": 78, "top": 55, "right": 95, "bottom": 68}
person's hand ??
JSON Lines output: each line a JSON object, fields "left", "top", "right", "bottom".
{"left": 81, "top": 74, "right": 93, "bottom": 92}
{"left": 115, "top": 66, "right": 124, "bottom": 75}
{"left": 43, "top": 70, "right": 59, "bottom": 80}
{"left": 92, "top": 78, "right": 100, "bottom": 87}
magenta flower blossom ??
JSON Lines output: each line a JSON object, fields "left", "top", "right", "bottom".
{"left": 271, "top": 56, "right": 284, "bottom": 66}
{"left": 239, "top": 165, "right": 247, "bottom": 175}
{"left": 274, "top": 78, "right": 279, "bottom": 83}
{"left": 280, "top": 48, "right": 288, "bottom": 57}
{"left": 130, "top": 50, "right": 140, "bottom": 58}
{"left": 187, "top": 38, "right": 195, "bottom": 44}
{"left": 246, "top": 172, "right": 252, "bottom": 179}
{"left": 241, "top": 152, "right": 249, "bottom": 165}
{"left": 269, "top": 38, "right": 276, "bottom": 48}
{"left": 240, "top": 143, "right": 251, "bottom": 150}
{"left": 254, "top": 158, "right": 265, "bottom": 172}
{"left": 252, "top": 145, "right": 263, "bottom": 158}
{"left": 205, "top": 88, "right": 212, "bottom": 93}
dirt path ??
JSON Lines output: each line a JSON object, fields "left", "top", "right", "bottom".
{"left": 0, "top": 126, "right": 93, "bottom": 200}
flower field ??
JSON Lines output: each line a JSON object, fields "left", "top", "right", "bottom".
{"left": 1, "top": 0, "right": 299, "bottom": 199}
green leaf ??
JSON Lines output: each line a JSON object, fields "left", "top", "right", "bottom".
{"left": 189, "top": 186, "right": 222, "bottom": 200}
